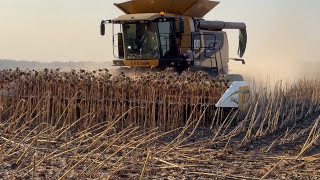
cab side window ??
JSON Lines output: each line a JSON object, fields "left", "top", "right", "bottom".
{"left": 158, "top": 21, "right": 176, "bottom": 57}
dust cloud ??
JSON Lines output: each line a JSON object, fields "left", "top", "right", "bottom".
{"left": 227, "top": 2, "right": 320, "bottom": 85}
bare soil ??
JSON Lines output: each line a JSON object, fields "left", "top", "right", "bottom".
{"left": 0, "top": 114, "right": 319, "bottom": 180}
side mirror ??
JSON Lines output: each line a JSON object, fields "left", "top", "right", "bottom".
{"left": 100, "top": 21, "right": 105, "bottom": 36}
{"left": 175, "top": 17, "right": 185, "bottom": 34}
{"left": 230, "top": 58, "right": 246, "bottom": 65}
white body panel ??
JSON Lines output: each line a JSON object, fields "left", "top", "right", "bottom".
{"left": 216, "top": 81, "right": 249, "bottom": 108}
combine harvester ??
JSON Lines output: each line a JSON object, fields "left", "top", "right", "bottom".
{"left": 100, "top": 0, "right": 250, "bottom": 109}
{"left": 0, "top": 0, "right": 250, "bottom": 132}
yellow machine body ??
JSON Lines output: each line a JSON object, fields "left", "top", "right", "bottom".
{"left": 103, "top": 0, "right": 247, "bottom": 75}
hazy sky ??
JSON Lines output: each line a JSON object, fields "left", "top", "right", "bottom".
{"left": 0, "top": 0, "right": 319, "bottom": 71}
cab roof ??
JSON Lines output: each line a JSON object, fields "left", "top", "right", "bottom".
{"left": 114, "top": 0, "right": 220, "bottom": 18}
{"left": 114, "top": 13, "right": 176, "bottom": 22}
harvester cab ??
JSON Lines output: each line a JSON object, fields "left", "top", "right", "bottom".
{"left": 100, "top": 0, "right": 250, "bottom": 109}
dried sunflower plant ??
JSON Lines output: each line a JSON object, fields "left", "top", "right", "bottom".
{"left": 0, "top": 68, "right": 319, "bottom": 179}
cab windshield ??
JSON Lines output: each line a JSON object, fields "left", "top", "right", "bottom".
{"left": 123, "top": 22, "right": 160, "bottom": 60}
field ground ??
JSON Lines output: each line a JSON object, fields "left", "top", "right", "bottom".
{"left": 0, "top": 69, "right": 319, "bottom": 179}
{"left": 0, "top": 115, "right": 319, "bottom": 179}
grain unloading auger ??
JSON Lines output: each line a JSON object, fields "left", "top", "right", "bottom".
{"left": 100, "top": 0, "right": 250, "bottom": 109}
